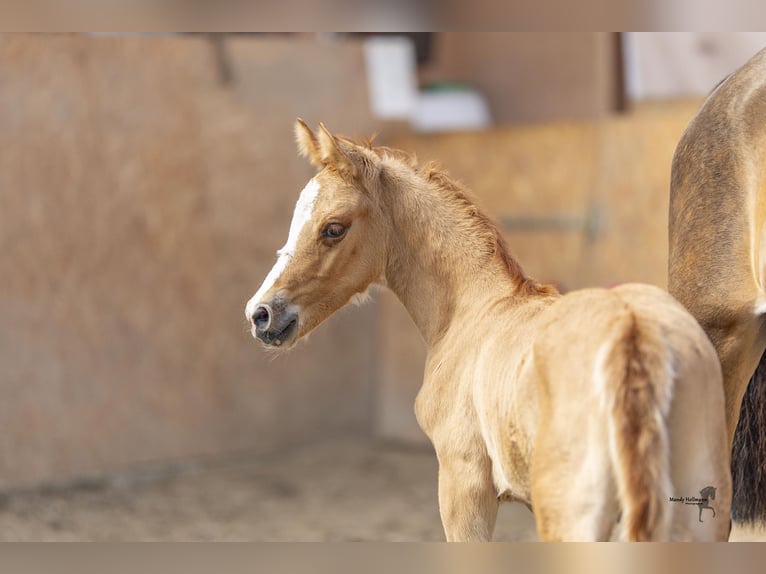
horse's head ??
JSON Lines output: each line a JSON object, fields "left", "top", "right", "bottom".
{"left": 245, "top": 120, "right": 388, "bottom": 349}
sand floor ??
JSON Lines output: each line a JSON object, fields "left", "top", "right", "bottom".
{"left": 0, "top": 438, "right": 536, "bottom": 541}
{"left": 1, "top": 437, "right": 762, "bottom": 542}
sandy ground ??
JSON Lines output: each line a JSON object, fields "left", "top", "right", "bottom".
{"left": 1, "top": 436, "right": 762, "bottom": 542}
{"left": 0, "top": 438, "right": 537, "bottom": 541}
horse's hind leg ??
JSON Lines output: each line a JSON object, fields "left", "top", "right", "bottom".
{"left": 667, "top": 408, "right": 732, "bottom": 540}
{"left": 534, "top": 495, "right": 618, "bottom": 541}
{"left": 531, "top": 433, "right": 619, "bottom": 541}
{"left": 532, "top": 472, "right": 619, "bottom": 541}
{"left": 714, "top": 321, "right": 765, "bottom": 445}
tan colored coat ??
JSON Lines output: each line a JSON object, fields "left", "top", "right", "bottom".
{"left": 246, "top": 121, "right": 731, "bottom": 541}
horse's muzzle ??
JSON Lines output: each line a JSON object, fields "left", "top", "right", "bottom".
{"left": 250, "top": 301, "right": 299, "bottom": 347}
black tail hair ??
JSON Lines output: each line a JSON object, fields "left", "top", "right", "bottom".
{"left": 731, "top": 350, "right": 766, "bottom": 523}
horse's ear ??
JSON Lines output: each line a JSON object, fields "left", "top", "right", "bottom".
{"left": 295, "top": 118, "right": 323, "bottom": 169}
{"left": 317, "top": 123, "right": 362, "bottom": 179}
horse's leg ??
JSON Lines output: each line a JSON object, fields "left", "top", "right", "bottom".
{"left": 664, "top": 354, "right": 733, "bottom": 541}
{"left": 714, "top": 323, "right": 765, "bottom": 446}
{"left": 435, "top": 447, "right": 499, "bottom": 541}
{"left": 532, "top": 481, "right": 618, "bottom": 541}
{"left": 530, "top": 423, "right": 618, "bottom": 541}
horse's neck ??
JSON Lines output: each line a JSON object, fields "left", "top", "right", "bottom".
{"left": 381, "top": 171, "right": 530, "bottom": 347}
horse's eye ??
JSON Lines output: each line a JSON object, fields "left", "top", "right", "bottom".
{"left": 322, "top": 223, "right": 347, "bottom": 239}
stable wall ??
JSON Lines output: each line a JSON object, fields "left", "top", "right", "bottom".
{"left": 420, "top": 33, "right": 622, "bottom": 124}
{"left": 0, "top": 34, "right": 380, "bottom": 489}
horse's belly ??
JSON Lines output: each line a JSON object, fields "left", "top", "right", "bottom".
{"left": 474, "top": 381, "right": 535, "bottom": 504}
{"left": 486, "top": 430, "right": 532, "bottom": 503}
{"left": 472, "top": 337, "right": 538, "bottom": 505}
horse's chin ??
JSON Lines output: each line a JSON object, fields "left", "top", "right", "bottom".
{"left": 258, "top": 334, "right": 299, "bottom": 353}
{"left": 254, "top": 317, "right": 300, "bottom": 349}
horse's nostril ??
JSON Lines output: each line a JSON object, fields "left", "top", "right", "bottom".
{"left": 252, "top": 305, "right": 272, "bottom": 332}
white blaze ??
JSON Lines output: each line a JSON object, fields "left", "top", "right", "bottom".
{"left": 245, "top": 178, "right": 320, "bottom": 320}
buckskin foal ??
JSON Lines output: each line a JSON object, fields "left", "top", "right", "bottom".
{"left": 245, "top": 121, "right": 731, "bottom": 541}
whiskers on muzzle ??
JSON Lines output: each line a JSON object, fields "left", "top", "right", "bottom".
{"left": 246, "top": 299, "right": 300, "bottom": 348}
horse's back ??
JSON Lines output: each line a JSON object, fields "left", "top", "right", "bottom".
{"left": 535, "top": 284, "right": 709, "bottom": 374}
{"left": 535, "top": 283, "right": 723, "bottom": 417}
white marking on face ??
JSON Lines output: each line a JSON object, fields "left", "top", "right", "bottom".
{"left": 245, "top": 178, "right": 320, "bottom": 321}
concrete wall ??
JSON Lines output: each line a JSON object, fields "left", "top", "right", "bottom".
{"left": 625, "top": 33, "right": 766, "bottom": 100}
{"left": 0, "top": 35, "right": 380, "bottom": 488}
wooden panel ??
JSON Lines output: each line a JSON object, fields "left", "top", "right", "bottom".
{"left": 581, "top": 100, "right": 701, "bottom": 289}
{"left": 420, "top": 33, "right": 619, "bottom": 125}
{"left": 374, "top": 290, "right": 427, "bottom": 443}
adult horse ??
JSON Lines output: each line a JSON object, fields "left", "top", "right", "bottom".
{"left": 246, "top": 120, "right": 731, "bottom": 541}
{"left": 668, "top": 47, "right": 766, "bottom": 528}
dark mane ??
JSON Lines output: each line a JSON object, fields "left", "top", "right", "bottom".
{"left": 368, "top": 142, "right": 558, "bottom": 298}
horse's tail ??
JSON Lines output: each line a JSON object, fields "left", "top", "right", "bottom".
{"left": 731, "top": 350, "right": 766, "bottom": 524}
{"left": 598, "top": 309, "right": 673, "bottom": 541}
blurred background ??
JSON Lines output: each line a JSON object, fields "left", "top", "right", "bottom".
{"left": 0, "top": 32, "right": 764, "bottom": 540}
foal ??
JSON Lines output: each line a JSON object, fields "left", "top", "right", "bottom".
{"left": 245, "top": 121, "right": 731, "bottom": 541}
